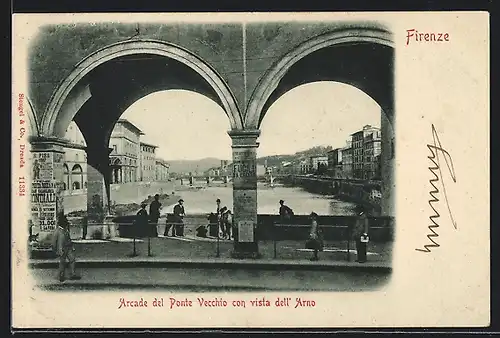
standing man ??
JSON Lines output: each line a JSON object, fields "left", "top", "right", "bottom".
{"left": 173, "top": 199, "right": 186, "bottom": 236}
{"left": 353, "top": 205, "right": 369, "bottom": 263}
{"left": 215, "top": 198, "right": 221, "bottom": 235}
{"left": 220, "top": 207, "right": 233, "bottom": 240}
{"left": 136, "top": 203, "right": 149, "bottom": 238}
{"left": 149, "top": 194, "right": 161, "bottom": 237}
{"left": 52, "top": 212, "right": 81, "bottom": 282}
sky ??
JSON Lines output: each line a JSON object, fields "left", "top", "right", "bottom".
{"left": 120, "top": 82, "right": 381, "bottom": 161}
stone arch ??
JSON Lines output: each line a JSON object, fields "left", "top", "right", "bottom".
{"left": 41, "top": 39, "right": 243, "bottom": 138}
{"left": 245, "top": 27, "right": 394, "bottom": 129}
{"left": 24, "top": 96, "right": 40, "bottom": 137}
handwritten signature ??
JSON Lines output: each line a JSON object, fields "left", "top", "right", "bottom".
{"left": 416, "top": 124, "right": 457, "bottom": 253}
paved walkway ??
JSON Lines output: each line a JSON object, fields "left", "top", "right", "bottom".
{"left": 31, "top": 236, "right": 392, "bottom": 263}
{"left": 30, "top": 256, "right": 391, "bottom": 270}
{"left": 29, "top": 237, "right": 392, "bottom": 291}
{"left": 30, "top": 237, "right": 392, "bottom": 275}
{"left": 31, "top": 260, "right": 391, "bottom": 291}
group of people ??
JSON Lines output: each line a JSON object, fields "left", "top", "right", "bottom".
{"left": 138, "top": 194, "right": 235, "bottom": 240}
{"left": 49, "top": 195, "right": 370, "bottom": 283}
{"left": 215, "top": 198, "right": 233, "bottom": 239}
{"left": 198, "top": 198, "right": 233, "bottom": 239}
{"left": 135, "top": 194, "right": 186, "bottom": 237}
{"left": 277, "top": 200, "right": 370, "bottom": 263}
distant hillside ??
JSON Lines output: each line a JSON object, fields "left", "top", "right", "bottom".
{"left": 167, "top": 145, "right": 332, "bottom": 173}
{"left": 168, "top": 157, "right": 226, "bottom": 174}
{"left": 257, "top": 145, "right": 333, "bottom": 167}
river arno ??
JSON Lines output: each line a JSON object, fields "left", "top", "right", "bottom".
{"left": 163, "top": 181, "right": 358, "bottom": 216}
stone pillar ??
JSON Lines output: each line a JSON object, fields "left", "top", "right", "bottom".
{"left": 381, "top": 110, "right": 395, "bottom": 217}
{"left": 29, "top": 137, "right": 67, "bottom": 247}
{"left": 229, "top": 130, "right": 261, "bottom": 259}
{"left": 85, "top": 147, "right": 111, "bottom": 227}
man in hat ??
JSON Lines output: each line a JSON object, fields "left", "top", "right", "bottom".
{"left": 173, "top": 199, "right": 186, "bottom": 236}
{"left": 353, "top": 205, "right": 369, "bottom": 263}
{"left": 149, "top": 194, "right": 161, "bottom": 237}
{"left": 52, "top": 212, "right": 81, "bottom": 282}
{"left": 279, "top": 199, "right": 294, "bottom": 223}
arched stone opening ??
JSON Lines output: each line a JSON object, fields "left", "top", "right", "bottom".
{"left": 32, "top": 39, "right": 244, "bottom": 228}
{"left": 245, "top": 28, "right": 395, "bottom": 219}
{"left": 246, "top": 28, "right": 394, "bottom": 129}
{"left": 41, "top": 39, "right": 243, "bottom": 139}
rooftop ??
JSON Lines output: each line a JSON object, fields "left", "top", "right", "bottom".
{"left": 350, "top": 125, "right": 380, "bottom": 136}
{"left": 140, "top": 141, "right": 158, "bottom": 148}
{"left": 117, "top": 119, "right": 144, "bottom": 135}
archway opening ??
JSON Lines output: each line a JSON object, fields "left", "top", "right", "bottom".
{"left": 112, "top": 89, "right": 233, "bottom": 217}
{"left": 258, "top": 81, "right": 384, "bottom": 216}
{"left": 43, "top": 41, "right": 243, "bottom": 139}
{"left": 47, "top": 41, "right": 241, "bottom": 221}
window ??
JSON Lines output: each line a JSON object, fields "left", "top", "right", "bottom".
{"left": 113, "top": 145, "right": 117, "bottom": 152}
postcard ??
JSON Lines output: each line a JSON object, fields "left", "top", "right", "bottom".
{"left": 11, "top": 11, "right": 490, "bottom": 328}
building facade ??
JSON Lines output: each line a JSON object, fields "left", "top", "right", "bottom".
{"left": 62, "top": 120, "right": 171, "bottom": 192}
{"left": 364, "top": 132, "right": 382, "bottom": 179}
{"left": 155, "top": 159, "right": 170, "bottom": 181}
{"left": 62, "top": 121, "right": 88, "bottom": 194}
{"left": 139, "top": 142, "right": 158, "bottom": 182}
{"left": 109, "top": 119, "right": 143, "bottom": 184}
{"left": 309, "top": 155, "right": 328, "bottom": 174}
{"left": 298, "top": 159, "right": 310, "bottom": 174}
{"left": 341, "top": 141, "right": 353, "bottom": 179}
{"left": 327, "top": 148, "right": 343, "bottom": 178}
{"left": 351, "top": 125, "right": 381, "bottom": 180}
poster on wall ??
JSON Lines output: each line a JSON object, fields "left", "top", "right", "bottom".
{"left": 30, "top": 151, "right": 58, "bottom": 232}
{"left": 232, "top": 149, "right": 257, "bottom": 189}
{"left": 31, "top": 180, "right": 57, "bottom": 232}
{"left": 31, "top": 152, "right": 54, "bottom": 180}
{"left": 237, "top": 221, "right": 254, "bottom": 242}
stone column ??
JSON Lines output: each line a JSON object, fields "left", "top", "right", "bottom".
{"left": 381, "top": 109, "right": 395, "bottom": 217}
{"left": 85, "top": 147, "right": 112, "bottom": 228}
{"left": 29, "top": 136, "right": 67, "bottom": 247}
{"left": 228, "top": 130, "right": 261, "bottom": 259}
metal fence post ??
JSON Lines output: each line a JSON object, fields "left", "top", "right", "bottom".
{"left": 147, "top": 231, "right": 152, "bottom": 257}
{"left": 273, "top": 222, "right": 277, "bottom": 259}
{"left": 216, "top": 223, "right": 220, "bottom": 258}
{"left": 127, "top": 222, "right": 139, "bottom": 257}
{"left": 346, "top": 224, "right": 351, "bottom": 262}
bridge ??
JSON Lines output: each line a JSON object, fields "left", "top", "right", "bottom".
{"left": 24, "top": 18, "right": 395, "bottom": 258}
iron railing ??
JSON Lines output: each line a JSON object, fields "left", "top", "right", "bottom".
{"left": 30, "top": 218, "right": 392, "bottom": 262}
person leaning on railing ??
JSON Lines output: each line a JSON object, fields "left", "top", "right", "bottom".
{"left": 136, "top": 203, "right": 149, "bottom": 238}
